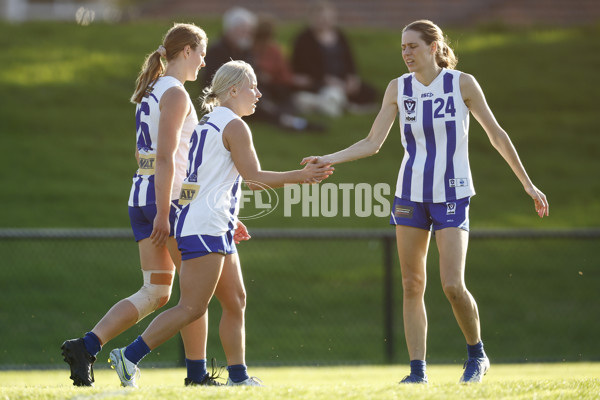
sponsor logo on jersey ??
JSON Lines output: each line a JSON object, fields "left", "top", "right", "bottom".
{"left": 137, "top": 153, "right": 156, "bottom": 175}
{"left": 394, "top": 205, "right": 414, "bottom": 218}
{"left": 179, "top": 183, "right": 200, "bottom": 206}
{"left": 446, "top": 202, "right": 456, "bottom": 215}
{"left": 421, "top": 92, "right": 434, "bottom": 98}
{"left": 403, "top": 96, "right": 417, "bottom": 123}
{"left": 449, "top": 178, "right": 469, "bottom": 188}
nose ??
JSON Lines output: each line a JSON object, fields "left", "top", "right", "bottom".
{"left": 256, "top": 89, "right": 262, "bottom": 98}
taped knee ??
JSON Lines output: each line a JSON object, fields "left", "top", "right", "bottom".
{"left": 126, "top": 270, "right": 174, "bottom": 321}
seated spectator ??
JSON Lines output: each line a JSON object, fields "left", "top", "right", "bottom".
{"left": 291, "top": 1, "right": 378, "bottom": 116}
{"left": 253, "top": 14, "right": 325, "bottom": 132}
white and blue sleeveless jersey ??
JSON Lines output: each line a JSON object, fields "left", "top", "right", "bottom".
{"left": 175, "top": 107, "right": 242, "bottom": 237}
{"left": 395, "top": 69, "right": 475, "bottom": 203}
{"left": 128, "top": 76, "right": 198, "bottom": 207}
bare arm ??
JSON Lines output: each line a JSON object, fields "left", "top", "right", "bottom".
{"left": 301, "top": 79, "right": 398, "bottom": 166}
{"left": 461, "top": 73, "right": 549, "bottom": 218}
{"left": 151, "top": 86, "right": 189, "bottom": 246}
{"left": 224, "top": 119, "right": 334, "bottom": 190}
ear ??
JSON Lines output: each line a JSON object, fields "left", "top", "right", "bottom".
{"left": 430, "top": 41, "right": 438, "bottom": 55}
{"left": 230, "top": 86, "right": 238, "bottom": 98}
{"left": 183, "top": 44, "right": 191, "bottom": 57}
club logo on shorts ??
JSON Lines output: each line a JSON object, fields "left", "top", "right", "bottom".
{"left": 395, "top": 205, "right": 414, "bottom": 218}
{"left": 446, "top": 202, "right": 456, "bottom": 215}
{"left": 403, "top": 96, "right": 417, "bottom": 123}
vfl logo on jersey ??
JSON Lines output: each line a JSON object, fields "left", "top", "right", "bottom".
{"left": 179, "top": 183, "right": 200, "bottom": 206}
{"left": 199, "top": 115, "right": 210, "bottom": 125}
{"left": 446, "top": 202, "right": 456, "bottom": 215}
{"left": 449, "top": 178, "right": 469, "bottom": 188}
{"left": 403, "top": 96, "right": 418, "bottom": 123}
{"left": 394, "top": 205, "right": 414, "bottom": 219}
{"left": 138, "top": 153, "right": 156, "bottom": 175}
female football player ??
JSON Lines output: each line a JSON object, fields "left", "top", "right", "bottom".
{"left": 62, "top": 23, "right": 249, "bottom": 387}
{"left": 107, "top": 60, "right": 333, "bottom": 387}
{"left": 301, "top": 19, "right": 549, "bottom": 384}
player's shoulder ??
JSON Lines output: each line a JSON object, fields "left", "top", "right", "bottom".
{"left": 457, "top": 71, "right": 477, "bottom": 86}
{"left": 160, "top": 85, "right": 189, "bottom": 108}
{"left": 223, "top": 115, "right": 250, "bottom": 138}
{"left": 384, "top": 78, "right": 399, "bottom": 97}
{"left": 458, "top": 71, "right": 480, "bottom": 95}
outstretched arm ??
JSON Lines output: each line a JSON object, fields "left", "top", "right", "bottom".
{"left": 461, "top": 73, "right": 549, "bottom": 218}
{"left": 301, "top": 79, "right": 398, "bottom": 166}
{"left": 224, "top": 119, "right": 334, "bottom": 190}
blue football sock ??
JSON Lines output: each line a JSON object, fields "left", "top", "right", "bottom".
{"left": 124, "top": 336, "right": 151, "bottom": 365}
{"left": 186, "top": 358, "right": 208, "bottom": 382}
{"left": 467, "top": 341, "right": 486, "bottom": 359}
{"left": 410, "top": 359, "right": 426, "bottom": 378}
{"left": 227, "top": 364, "right": 249, "bottom": 383}
{"left": 82, "top": 331, "right": 102, "bottom": 357}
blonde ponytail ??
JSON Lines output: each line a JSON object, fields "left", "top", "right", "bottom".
{"left": 200, "top": 86, "right": 220, "bottom": 113}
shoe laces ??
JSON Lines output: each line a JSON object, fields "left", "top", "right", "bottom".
{"left": 201, "top": 358, "right": 225, "bottom": 385}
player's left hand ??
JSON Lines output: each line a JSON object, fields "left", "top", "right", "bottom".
{"left": 526, "top": 185, "right": 549, "bottom": 218}
{"left": 234, "top": 221, "right": 251, "bottom": 244}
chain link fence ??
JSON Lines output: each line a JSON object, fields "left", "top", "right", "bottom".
{"left": 1, "top": 228, "right": 598, "bottom": 368}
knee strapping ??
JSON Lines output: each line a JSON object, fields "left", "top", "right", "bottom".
{"left": 126, "top": 270, "right": 174, "bottom": 321}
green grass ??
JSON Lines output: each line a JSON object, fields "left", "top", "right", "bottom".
{"left": 1, "top": 363, "right": 599, "bottom": 399}
{"left": 1, "top": 237, "right": 598, "bottom": 366}
{"left": 1, "top": 21, "right": 599, "bottom": 228}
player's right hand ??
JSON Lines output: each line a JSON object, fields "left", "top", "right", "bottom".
{"left": 301, "top": 157, "right": 334, "bottom": 184}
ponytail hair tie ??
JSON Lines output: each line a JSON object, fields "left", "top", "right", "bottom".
{"left": 157, "top": 45, "right": 167, "bottom": 58}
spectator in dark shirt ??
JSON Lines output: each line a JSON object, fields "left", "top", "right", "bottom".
{"left": 291, "top": 1, "right": 378, "bottom": 116}
{"left": 253, "top": 14, "right": 325, "bottom": 132}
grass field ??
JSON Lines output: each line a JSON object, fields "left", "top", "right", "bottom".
{"left": 1, "top": 363, "right": 599, "bottom": 399}
{"left": 1, "top": 20, "right": 599, "bottom": 372}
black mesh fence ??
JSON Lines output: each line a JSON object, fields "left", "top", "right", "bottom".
{"left": 0, "top": 228, "right": 598, "bottom": 368}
